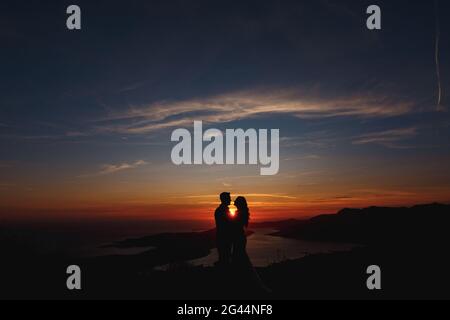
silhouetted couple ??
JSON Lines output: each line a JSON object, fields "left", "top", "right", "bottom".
{"left": 215, "top": 192, "right": 250, "bottom": 267}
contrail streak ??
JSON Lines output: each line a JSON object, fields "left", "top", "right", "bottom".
{"left": 435, "top": 0, "right": 443, "bottom": 111}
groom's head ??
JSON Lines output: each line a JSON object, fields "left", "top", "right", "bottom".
{"left": 220, "top": 192, "right": 231, "bottom": 206}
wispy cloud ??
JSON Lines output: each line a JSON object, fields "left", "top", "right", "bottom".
{"left": 0, "top": 121, "right": 93, "bottom": 143}
{"left": 283, "top": 154, "right": 321, "bottom": 161}
{"left": 80, "top": 160, "right": 148, "bottom": 177}
{"left": 65, "top": 131, "right": 91, "bottom": 138}
{"left": 352, "top": 127, "right": 418, "bottom": 147}
{"left": 280, "top": 131, "right": 338, "bottom": 148}
{"left": 118, "top": 81, "right": 146, "bottom": 93}
{"left": 94, "top": 89, "right": 416, "bottom": 134}
{"left": 349, "top": 189, "right": 418, "bottom": 199}
{"left": 98, "top": 160, "right": 148, "bottom": 175}
{"left": 0, "top": 183, "right": 14, "bottom": 189}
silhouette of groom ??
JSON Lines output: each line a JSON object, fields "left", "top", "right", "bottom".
{"left": 215, "top": 192, "right": 232, "bottom": 266}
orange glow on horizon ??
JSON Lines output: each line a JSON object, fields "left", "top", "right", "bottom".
{"left": 1, "top": 184, "right": 450, "bottom": 222}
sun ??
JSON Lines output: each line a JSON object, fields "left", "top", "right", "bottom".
{"left": 228, "top": 203, "right": 237, "bottom": 218}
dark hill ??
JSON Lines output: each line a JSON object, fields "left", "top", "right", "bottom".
{"left": 272, "top": 203, "right": 450, "bottom": 246}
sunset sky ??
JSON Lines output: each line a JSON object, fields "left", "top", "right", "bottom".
{"left": 1, "top": 0, "right": 449, "bottom": 222}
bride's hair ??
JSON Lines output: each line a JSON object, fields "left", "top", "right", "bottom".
{"left": 234, "top": 196, "right": 250, "bottom": 227}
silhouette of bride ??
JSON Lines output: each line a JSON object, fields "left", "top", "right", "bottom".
{"left": 231, "top": 196, "right": 250, "bottom": 264}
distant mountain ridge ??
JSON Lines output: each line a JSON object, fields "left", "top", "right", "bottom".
{"left": 270, "top": 203, "right": 450, "bottom": 246}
